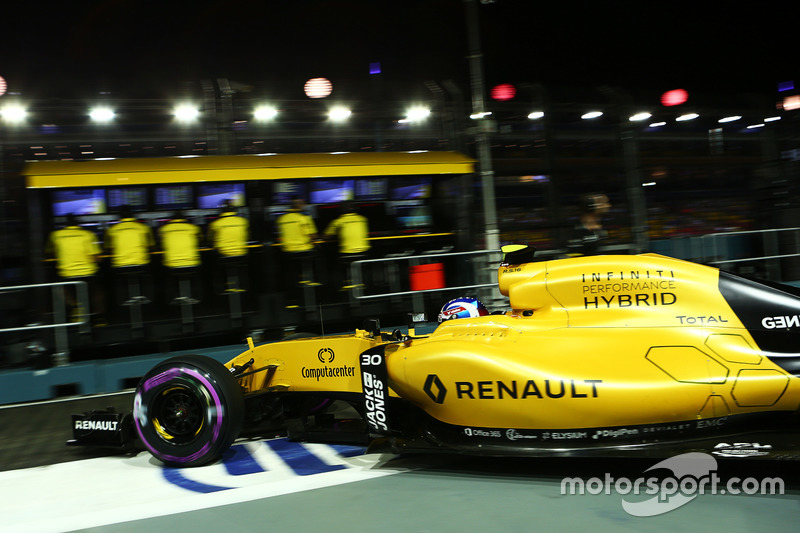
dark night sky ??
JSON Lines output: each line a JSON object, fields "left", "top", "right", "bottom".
{"left": 1, "top": 0, "right": 798, "bottom": 102}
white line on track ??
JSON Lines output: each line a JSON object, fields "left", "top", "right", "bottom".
{"left": 1, "top": 439, "right": 403, "bottom": 533}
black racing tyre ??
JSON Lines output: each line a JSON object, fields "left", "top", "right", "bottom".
{"left": 133, "top": 354, "right": 244, "bottom": 467}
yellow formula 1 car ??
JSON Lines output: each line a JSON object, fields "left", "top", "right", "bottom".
{"left": 75, "top": 249, "right": 800, "bottom": 466}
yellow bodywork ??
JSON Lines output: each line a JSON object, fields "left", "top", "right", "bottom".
{"left": 227, "top": 254, "right": 800, "bottom": 431}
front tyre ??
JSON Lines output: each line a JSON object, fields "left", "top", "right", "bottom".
{"left": 133, "top": 354, "right": 244, "bottom": 467}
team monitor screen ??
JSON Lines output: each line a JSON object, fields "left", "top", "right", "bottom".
{"left": 395, "top": 204, "right": 432, "bottom": 230}
{"left": 272, "top": 181, "right": 307, "bottom": 205}
{"left": 309, "top": 179, "right": 355, "bottom": 204}
{"left": 197, "top": 183, "right": 246, "bottom": 209}
{"left": 391, "top": 177, "right": 432, "bottom": 200}
{"left": 355, "top": 178, "right": 388, "bottom": 201}
{"left": 52, "top": 189, "right": 107, "bottom": 216}
{"left": 154, "top": 185, "right": 194, "bottom": 210}
{"left": 107, "top": 187, "right": 148, "bottom": 212}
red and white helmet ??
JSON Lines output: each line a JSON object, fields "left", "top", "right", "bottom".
{"left": 438, "top": 297, "right": 489, "bottom": 323}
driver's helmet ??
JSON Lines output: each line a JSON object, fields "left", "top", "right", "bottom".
{"left": 438, "top": 297, "right": 489, "bottom": 323}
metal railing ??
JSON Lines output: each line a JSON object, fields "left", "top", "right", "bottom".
{"left": 345, "top": 229, "right": 800, "bottom": 313}
{"left": 0, "top": 281, "right": 90, "bottom": 365}
{"left": 351, "top": 249, "right": 501, "bottom": 297}
{"left": 655, "top": 227, "right": 800, "bottom": 283}
{"left": 348, "top": 249, "right": 508, "bottom": 312}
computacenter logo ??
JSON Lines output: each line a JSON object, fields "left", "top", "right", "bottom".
{"left": 560, "top": 452, "right": 784, "bottom": 516}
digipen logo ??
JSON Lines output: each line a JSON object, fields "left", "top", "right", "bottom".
{"left": 423, "top": 374, "right": 447, "bottom": 404}
{"left": 318, "top": 348, "right": 335, "bottom": 363}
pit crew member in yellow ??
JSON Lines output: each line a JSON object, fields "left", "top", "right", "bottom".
{"left": 276, "top": 197, "right": 318, "bottom": 252}
{"left": 104, "top": 205, "right": 155, "bottom": 267}
{"left": 46, "top": 214, "right": 101, "bottom": 278}
{"left": 208, "top": 201, "right": 249, "bottom": 257}
{"left": 158, "top": 212, "right": 202, "bottom": 268}
{"left": 323, "top": 202, "right": 370, "bottom": 254}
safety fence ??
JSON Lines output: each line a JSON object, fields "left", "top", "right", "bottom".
{"left": 5, "top": 228, "right": 800, "bottom": 369}
{"left": 348, "top": 249, "right": 503, "bottom": 311}
{"left": 649, "top": 227, "right": 800, "bottom": 283}
{"left": 345, "top": 248, "right": 580, "bottom": 314}
{"left": 348, "top": 228, "right": 800, "bottom": 316}
{"left": 0, "top": 281, "right": 90, "bottom": 365}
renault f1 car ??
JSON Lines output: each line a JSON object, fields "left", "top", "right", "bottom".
{"left": 71, "top": 249, "right": 800, "bottom": 466}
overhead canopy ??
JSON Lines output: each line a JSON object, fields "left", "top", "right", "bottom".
{"left": 23, "top": 151, "right": 475, "bottom": 188}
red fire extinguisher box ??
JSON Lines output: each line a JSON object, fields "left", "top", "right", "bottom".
{"left": 409, "top": 263, "right": 445, "bottom": 291}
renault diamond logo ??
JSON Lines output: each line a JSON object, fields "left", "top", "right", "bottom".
{"left": 423, "top": 374, "right": 447, "bottom": 403}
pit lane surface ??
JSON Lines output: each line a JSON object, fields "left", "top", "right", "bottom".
{"left": 2, "top": 394, "right": 800, "bottom": 532}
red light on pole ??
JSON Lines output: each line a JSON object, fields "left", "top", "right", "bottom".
{"left": 491, "top": 83, "right": 516, "bottom": 101}
{"left": 661, "top": 89, "right": 688, "bottom": 106}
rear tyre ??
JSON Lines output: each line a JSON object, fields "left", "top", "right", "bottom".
{"left": 133, "top": 354, "right": 244, "bottom": 467}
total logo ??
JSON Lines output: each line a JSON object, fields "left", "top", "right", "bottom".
{"left": 318, "top": 348, "right": 335, "bottom": 363}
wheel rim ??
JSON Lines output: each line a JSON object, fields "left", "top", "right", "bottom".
{"left": 152, "top": 386, "right": 205, "bottom": 444}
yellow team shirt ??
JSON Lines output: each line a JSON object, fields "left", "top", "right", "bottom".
{"left": 276, "top": 210, "right": 317, "bottom": 252}
{"left": 159, "top": 219, "right": 201, "bottom": 268}
{"left": 46, "top": 226, "right": 101, "bottom": 278}
{"left": 208, "top": 212, "right": 249, "bottom": 257}
{"left": 105, "top": 218, "right": 155, "bottom": 267}
{"left": 324, "top": 213, "right": 371, "bottom": 254}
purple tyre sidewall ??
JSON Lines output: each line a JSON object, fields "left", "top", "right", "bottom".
{"left": 134, "top": 364, "right": 228, "bottom": 465}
